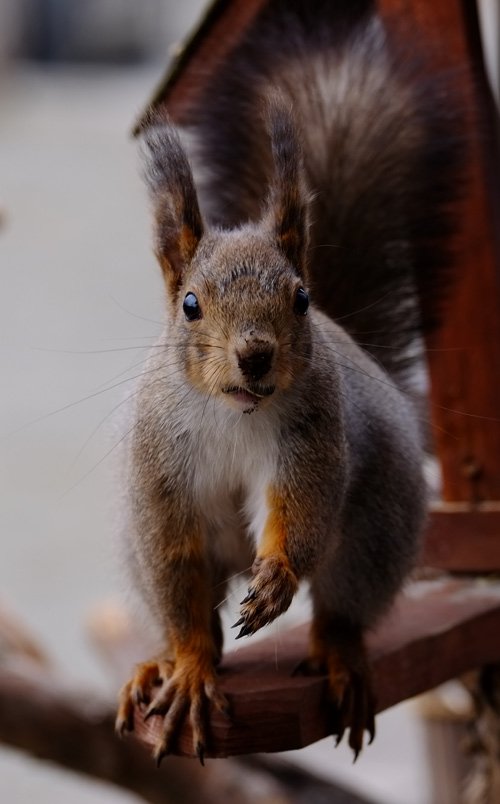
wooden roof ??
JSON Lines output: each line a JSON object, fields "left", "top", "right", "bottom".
{"left": 133, "top": 0, "right": 268, "bottom": 133}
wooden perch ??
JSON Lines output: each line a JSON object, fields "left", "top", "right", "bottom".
{"left": 132, "top": 578, "right": 500, "bottom": 758}
{"left": 0, "top": 668, "right": 374, "bottom": 804}
{"left": 0, "top": 603, "right": 372, "bottom": 804}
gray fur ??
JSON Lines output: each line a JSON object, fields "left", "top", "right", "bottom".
{"left": 185, "top": 0, "right": 463, "bottom": 382}
{"left": 115, "top": 0, "right": 460, "bottom": 756}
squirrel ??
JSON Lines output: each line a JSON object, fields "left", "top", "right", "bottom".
{"left": 115, "top": 0, "right": 461, "bottom": 765}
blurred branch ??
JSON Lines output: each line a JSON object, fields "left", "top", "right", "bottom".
{"left": 0, "top": 600, "right": 49, "bottom": 667}
{"left": 0, "top": 602, "right": 372, "bottom": 804}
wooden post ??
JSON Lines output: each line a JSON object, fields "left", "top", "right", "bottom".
{"left": 132, "top": 580, "right": 500, "bottom": 758}
{"left": 379, "top": 0, "right": 500, "bottom": 506}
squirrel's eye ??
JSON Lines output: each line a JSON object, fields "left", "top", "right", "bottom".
{"left": 183, "top": 292, "right": 201, "bottom": 321}
{"left": 293, "top": 287, "right": 309, "bottom": 316}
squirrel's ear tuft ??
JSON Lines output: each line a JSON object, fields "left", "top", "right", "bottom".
{"left": 263, "top": 93, "right": 309, "bottom": 277}
{"left": 139, "top": 110, "right": 203, "bottom": 293}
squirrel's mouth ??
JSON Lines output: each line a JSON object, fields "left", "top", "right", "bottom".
{"left": 222, "top": 384, "right": 275, "bottom": 410}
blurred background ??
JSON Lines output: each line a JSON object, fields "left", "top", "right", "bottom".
{"left": 0, "top": 1, "right": 498, "bottom": 802}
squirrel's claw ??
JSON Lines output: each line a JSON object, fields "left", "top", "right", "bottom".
{"left": 118, "top": 657, "right": 229, "bottom": 765}
{"left": 234, "top": 555, "right": 298, "bottom": 638}
{"left": 240, "top": 589, "right": 257, "bottom": 605}
{"left": 295, "top": 629, "right": 376, "bottom": 760}
{"left": 115, "top": 679, "right": 136, "bottom": 736}
{"left": 345, "top": 671, "right": 376, "bottom": 758}
{"left": 328, "top": 662, "right": 376, "bottom": 760}
{"left": 330, "top": 668, "right": 376, "bottom": 760}
{"left": 235, "top": 623, "right": 254, "bottom": 639}
{"left": 196, "top": 740, "right": 206, "bottom": 766}
{"left": 155, "top": 746, "right": 170, "bottom": 768}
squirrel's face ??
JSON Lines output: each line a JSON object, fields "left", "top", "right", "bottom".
{"left": 173, "top": 230, "right": 312, "bottom": 414}
{"left": 141, "top": 98, "right": 311, "bottom": 414}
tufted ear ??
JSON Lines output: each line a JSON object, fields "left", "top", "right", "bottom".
{"left": 263, "top": 94, "right": 310, "bottom": 278}
{"left": 140, "top": 110, "right": 203, "bottom": 295}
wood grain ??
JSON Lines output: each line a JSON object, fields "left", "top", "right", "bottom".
{"left": 422, "top": 506, "right": 500, "bottom": 571}
{"left": 379, "top": 0, "right": 500, "bottom": 503}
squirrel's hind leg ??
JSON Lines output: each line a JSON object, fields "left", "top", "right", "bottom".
{"left": 116, "top": 559, "right": 230, "bottom": 764}
{"left": 295, "top": 613, "right": 376, "bottom": 759}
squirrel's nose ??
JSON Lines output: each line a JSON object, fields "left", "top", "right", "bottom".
{"left": 237, "top": 347, "right": 274, "bottom": 382}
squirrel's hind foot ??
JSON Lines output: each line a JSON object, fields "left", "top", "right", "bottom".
{"left": 116, "top": 658, "right": 173, "bottom": 737}
{"left": 295, "top": 619, "right": 376, "bottom": 760}
{"left": 115, "top": 656, "right": 229, "bottom": 765}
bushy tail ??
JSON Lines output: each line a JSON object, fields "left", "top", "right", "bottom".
{"left": 182, "top": 0, "right": 463, "bottom": 383}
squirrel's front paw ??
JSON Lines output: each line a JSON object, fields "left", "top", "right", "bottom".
{"left": 116, "top": 656, "right": 229, "bottom": 765}
{"left": 233, "top": 555, "right": 298, "bottom": 637}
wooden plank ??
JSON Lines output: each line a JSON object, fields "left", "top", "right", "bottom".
{"left": 379, "top": 0, "right": 500, "bottom": 503}
{"left": 422, "top": 506, "right": 500, "bottom": 571}
{"left": 132, "top": 579, "right": 500, "bottom": 758}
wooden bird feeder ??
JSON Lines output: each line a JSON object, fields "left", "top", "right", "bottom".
{"left": 131, "top": 0, "right": 500, "bottom": 761}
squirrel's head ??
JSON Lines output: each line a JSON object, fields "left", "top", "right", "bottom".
{"left": 140, "top": 96, "right": 311, "bottom": 413}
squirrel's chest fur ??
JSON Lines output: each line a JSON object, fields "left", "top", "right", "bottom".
{"left": 167, "top": 392, "right": 282, "bottom": 564}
